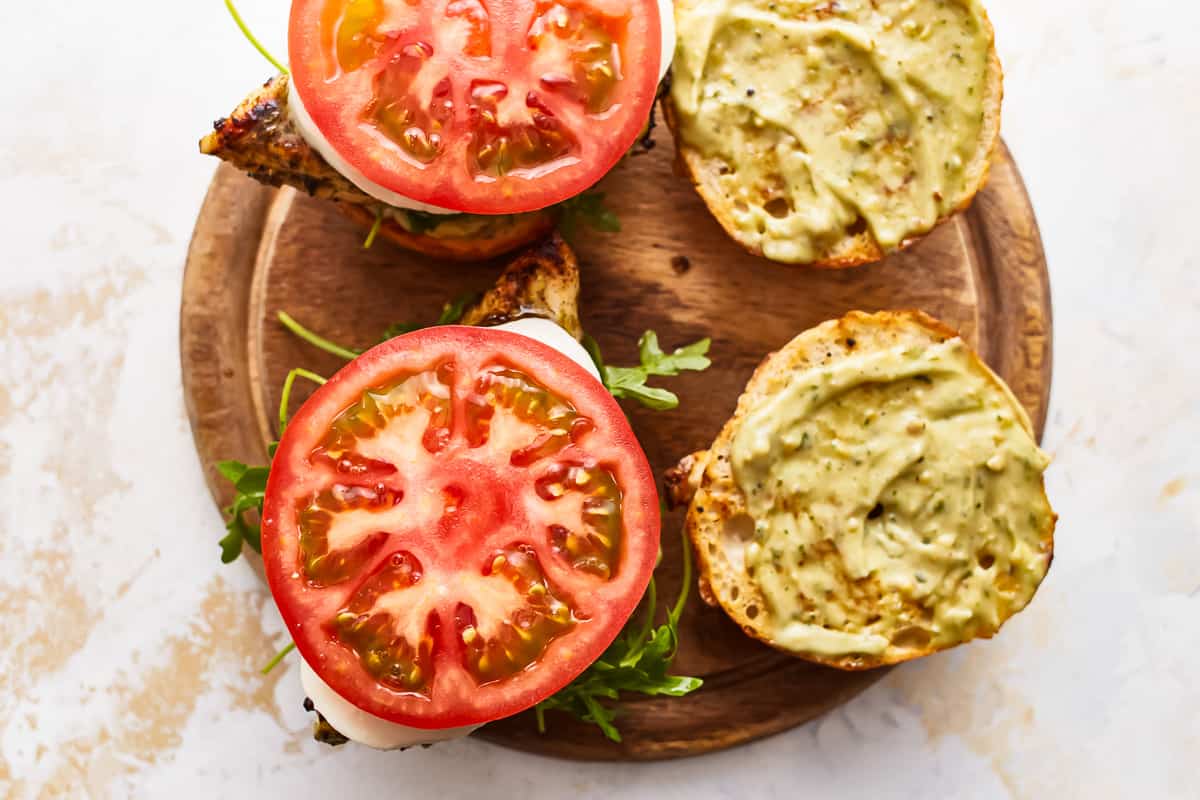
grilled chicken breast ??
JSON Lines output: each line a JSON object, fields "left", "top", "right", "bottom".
{"left": 460, "top": 234, "right": 583, "bottom": 339}
{"left": 200, "top": 76, "right": 555, "bottom": 260}
{"left": 201, "top": 75, "right": 367, "bottom": 205}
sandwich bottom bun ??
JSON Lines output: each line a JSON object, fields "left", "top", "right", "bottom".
{"left": 668, "top": 311, "right": 1055, "bottom": 670}
{"left": 340, "top": 205, "right": 556, "bottom": 262}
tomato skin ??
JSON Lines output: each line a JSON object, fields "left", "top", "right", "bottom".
{"left": 287, "top": 0, "right": 663, "bottom": 214}
{"left": 262, "top": 326, "right": 660, "bottom": 728}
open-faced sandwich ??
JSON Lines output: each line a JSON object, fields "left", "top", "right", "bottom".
{"left": 216, "top": 236, "right": 713, "bottom": 746}
{"left": 201, "top": 0, "right": 675, "bottom": 259}
{"left": 668, "top": 311, "right": 1055, "bottom": 669}
{"left": 666, "top": 0, "right": 1003, "bottom": 266}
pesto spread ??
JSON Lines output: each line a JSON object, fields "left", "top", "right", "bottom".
{"left": 671, "top": 0, "right": 993, "bottom": 263}
{"left": 382, "top": 207, "right": 525, "bottom": 240}
{"left": 730, "top": 339, "right": 1052, "bottom": 657}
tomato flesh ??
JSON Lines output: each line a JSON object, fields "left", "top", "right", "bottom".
{"left": 289, "top": 0, "right": 662, "bottom": 213}
{"left": 262, "top": 327, "right": 659, "bottom": 728}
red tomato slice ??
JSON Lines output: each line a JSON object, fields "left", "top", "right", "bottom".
{"left": 262, "top": 326, "right": 660, "bottom": 728}
{"left": 288, "top": 0, "right": 662, "bottom": 214}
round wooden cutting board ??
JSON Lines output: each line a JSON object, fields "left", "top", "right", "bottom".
{"left": 181, "top": 138, "right": 1051, "bottom": 761}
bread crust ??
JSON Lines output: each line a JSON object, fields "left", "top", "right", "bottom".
{"left": 339, "top": 204, "right": 556, "bottom": 262}
{"left": 664, "top": 7, "right": 1005, "bottom": 269}
{"left": 678, "top": 311, "right": 1056, "bottom": 670}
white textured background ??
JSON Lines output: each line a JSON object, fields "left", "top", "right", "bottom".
{"left": 1, "top": 1, "right": 1196, "bottom": 797}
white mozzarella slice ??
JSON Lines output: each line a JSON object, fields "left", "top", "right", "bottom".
{"left": 494, "top": 318, "right": 602, "bottom": 381}
{"left": 300, "top": 660, "right": 480, "bottom": 750}
{"left": 287, "top": 81, "right": 458, "bottom": 215}
{"left": 658, "top": 0, "right": 677, "bottom": 82}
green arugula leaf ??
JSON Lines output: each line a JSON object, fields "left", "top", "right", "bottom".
{"left": 535, "top": 527, "right": 702, "bottom": 742}
{"left": 218, "top": 520, "right": 250, "bottom": 564}
{"left": 606, "top": 380, "right": 678, "bottom": 410}
{"left": 216, "top": 460, "right": 270, "bottom": 563}
{"left": 380, "top": 322, "right": 421, "bottom": 340}
{"left": 216, "top": 460, "right": 248, "bottom": 485}
{"left": 235, "top": 467, "right": 269, "bottom": 495}
{"left": 637, "top": 332, "right": 712, "bottom": 374}
{"left": 594, "top": 331, "right": 713, "bottom": 411}
{"left": 558, "top": 192, "right": 621, "bottom": 240}
{"left": 437, "top": 292, "right": 480, "bottom": 325}
{"left": 217, "top": 368, "right": 325, "bottom": 564}
{"left": 581, "top": 333, "right": 606, "bottom": 376}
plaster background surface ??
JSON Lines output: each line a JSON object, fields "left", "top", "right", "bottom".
{"left": 0, "top": 1, "right": 1196, "bottom": 797}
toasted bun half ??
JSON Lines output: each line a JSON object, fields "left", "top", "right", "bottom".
{"left": 669, "top": 311, "right": 1055, "bottom": 669}
{"left": 665, "top": 2, "right": 1004, "bottom": 268}
{"left": 339, "top": 205, "right": 556, "bottom": 262}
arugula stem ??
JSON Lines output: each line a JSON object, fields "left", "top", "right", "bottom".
{"left": 277, "top": 312, "right": 361, "bottom": 360}
{"left": 670, "top": 526, "right": 694, "bottom": 626}
{"left": 581, "top": 333, "right": 606, "bottom": 382}
{"left": 224, "top": 0, "right": 288, "bottom": 74}
{"left": 261, "top": 641, "right": 296, "bottom": 675}
{"left": 620, "top": 578, "right": 657, "bottom": 667}
{"left": 363, "top": 209, "right": 384, "bottom": 250}
{"left": 636, "top": 578, "right": 658, "bottom": 644}
{"left": 581, "top": 694, "right": 621, "bottom": 742}
{"left": 531, "top": 527, "right": 702, "bottom": 741}
{"left": 279, "top": 368, "right": 328, "bottom": 433}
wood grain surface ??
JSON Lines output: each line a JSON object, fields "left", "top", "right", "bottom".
{"left": 180, "top": 137, "right": 1052, "bottom": 761}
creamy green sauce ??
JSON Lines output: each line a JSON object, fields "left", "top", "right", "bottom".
{"left": 730, "top": 339, "right": 1051, "bottom": 657}
{"left": 671, "top": 0, "right": 991, "bottom": 263}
